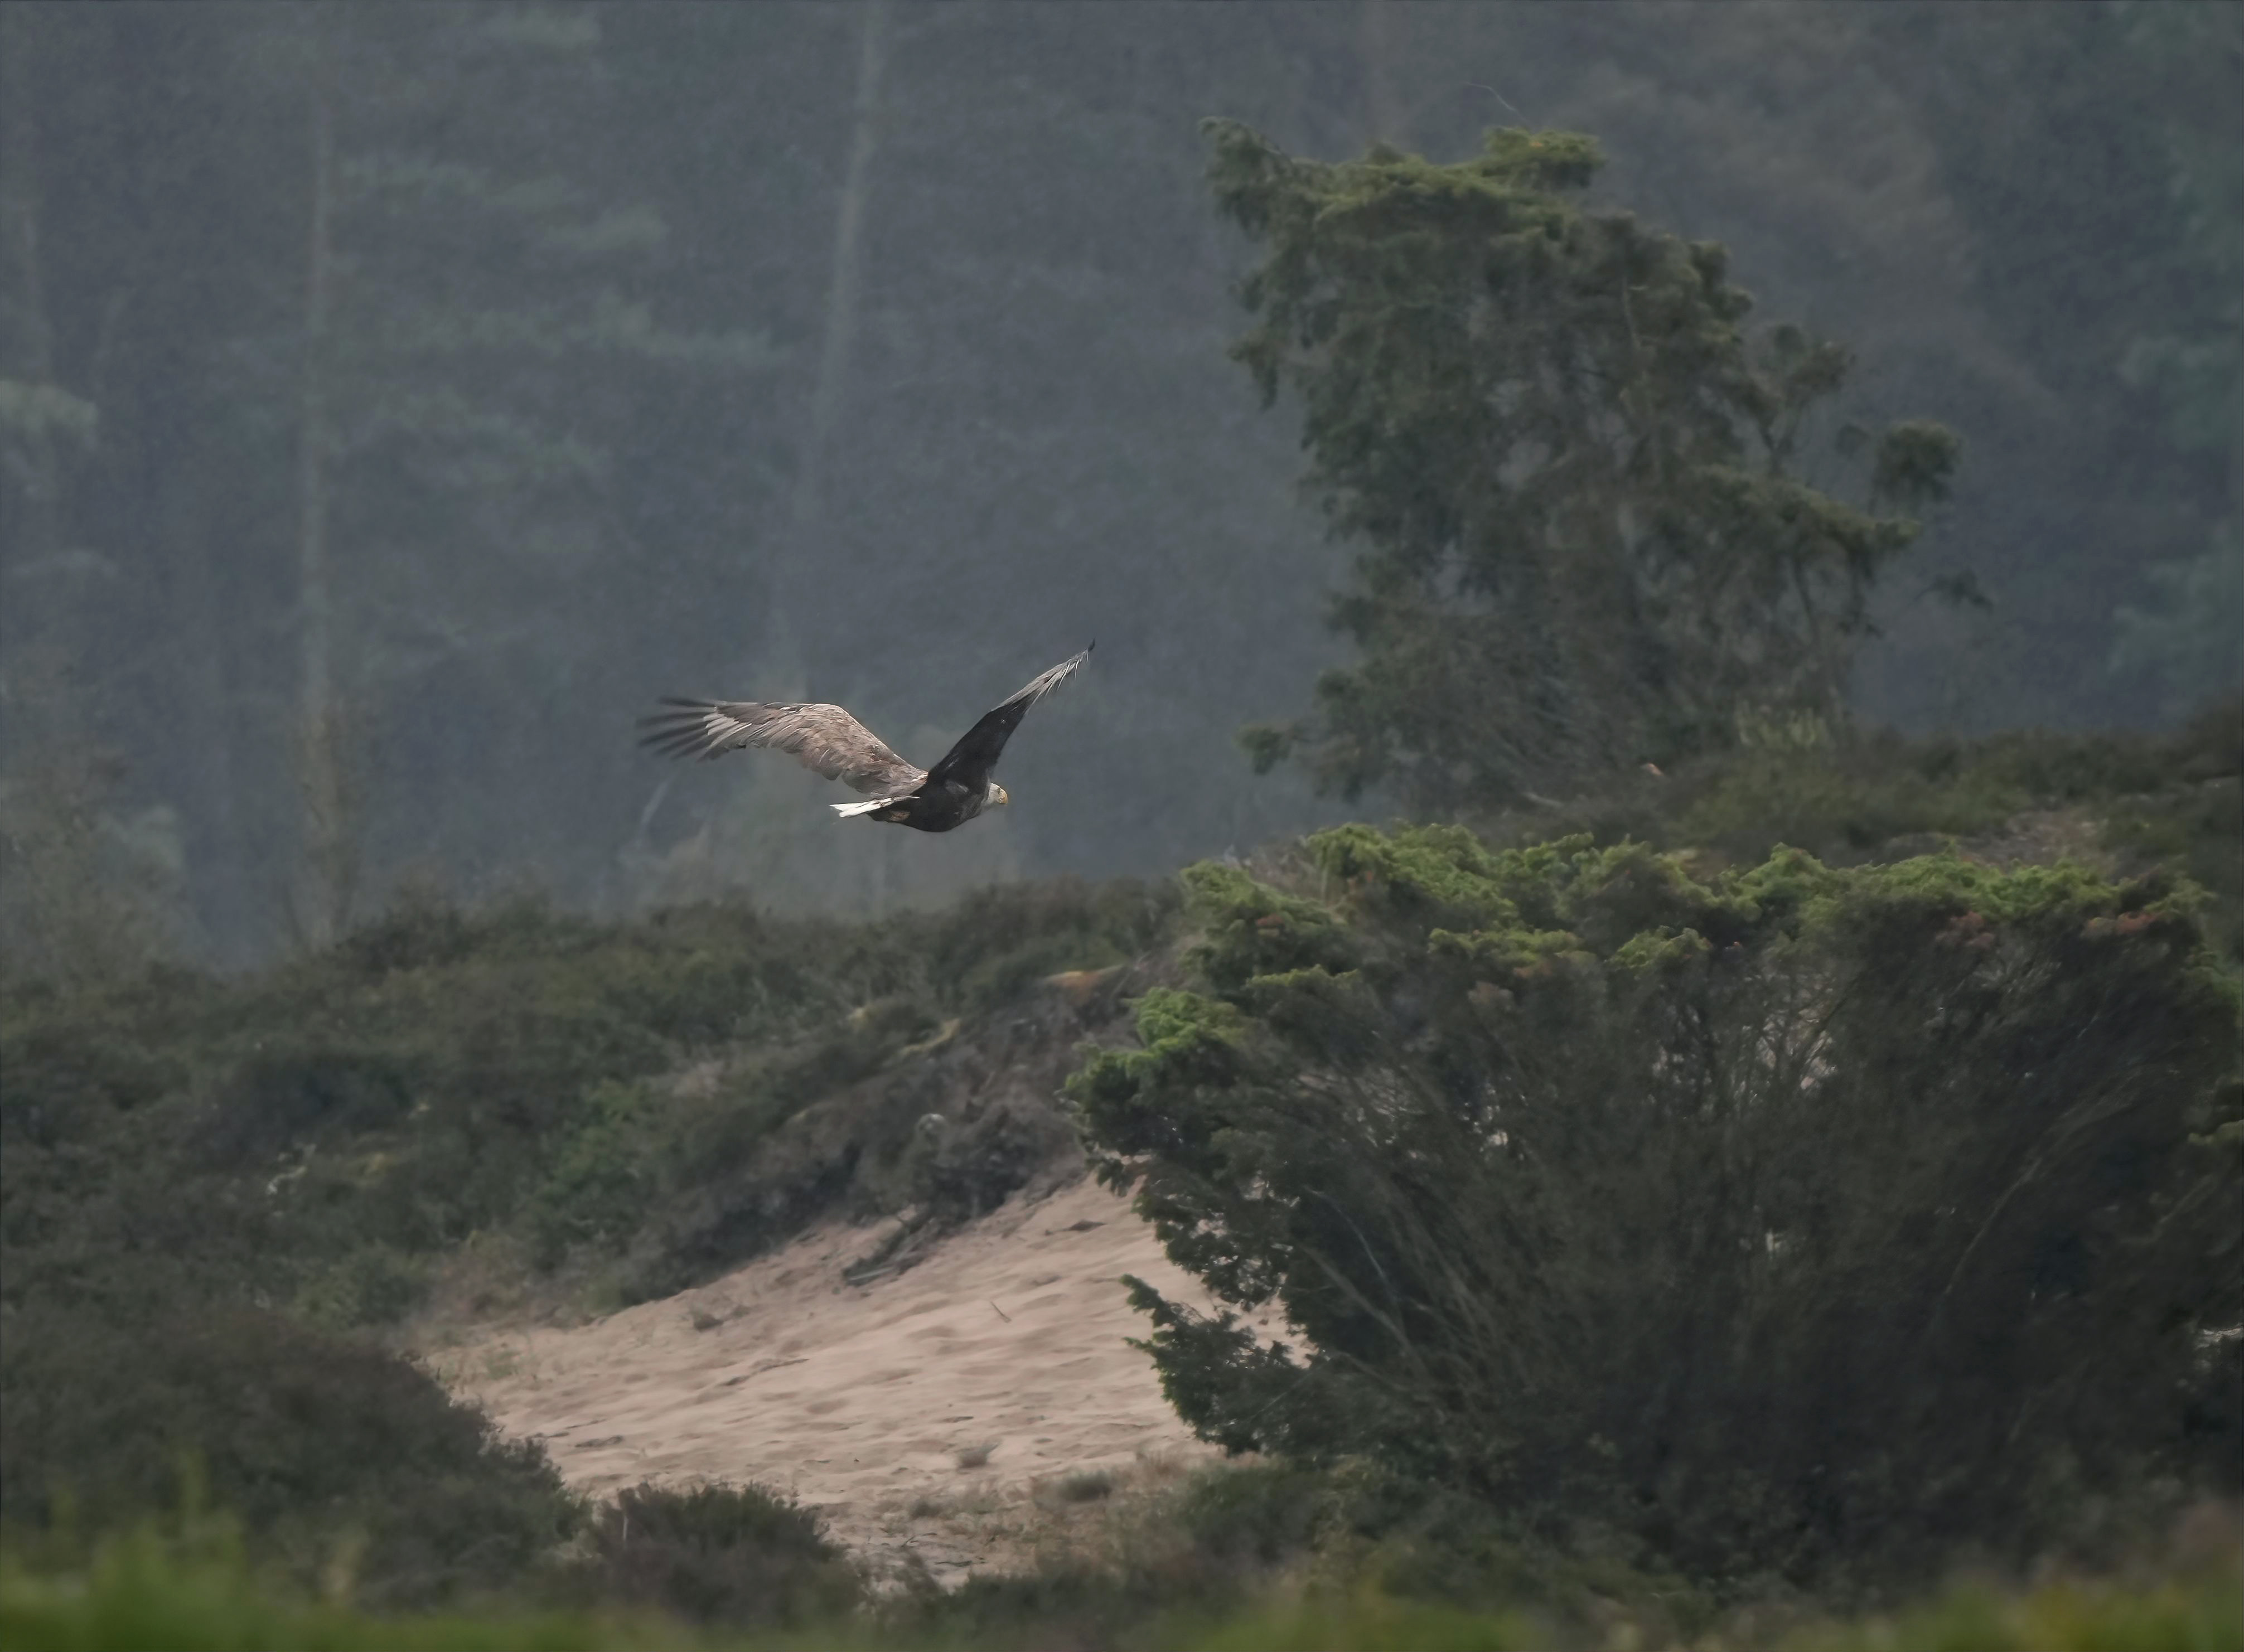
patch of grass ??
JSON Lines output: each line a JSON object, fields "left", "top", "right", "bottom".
{"left": 1183, "top": 1592, "right": 1540, "bottom": 1651}
{"left": 6, "top": 1483, "right": 2236, "bottom": 1652}
{"left": 1163, "top": 1464, "right": 1330, "bottom": 1571}
{"left": 1782, "top": 1515, "right": 2244, "bottom": 1651}
{"left": 897, "top": 1564, "right": 1173, "bottom": 1650}
{"left": 0, "top": 1538, "right": 594, "bottom": 1652}
{"left": 1054, "top": 1470, "right": 1117, "bottom": 1504}
{"left": 0, "top": 1514, "right": 722, "bottom": 1652}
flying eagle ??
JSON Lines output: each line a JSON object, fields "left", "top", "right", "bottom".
{"left": 639, "top": 645, "right": 1091, "bottom": 833}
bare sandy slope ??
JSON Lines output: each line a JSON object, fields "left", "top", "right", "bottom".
{"left": 436, "top": 1177, "right": 1248, "bottom": 1585}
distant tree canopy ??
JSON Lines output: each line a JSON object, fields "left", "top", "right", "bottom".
{"left": 0, "top": 6, "right": 2228, "bottom": 965}
{"left": 2108, "top": 2, "right": 2244, "bottom": 715}
{"left": 1215, "top": 121, "right": 1962, "bottom": 813}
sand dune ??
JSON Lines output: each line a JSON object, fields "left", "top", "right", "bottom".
{"left": 438, "top": 1177, "right": 1253, "bottom": 1584}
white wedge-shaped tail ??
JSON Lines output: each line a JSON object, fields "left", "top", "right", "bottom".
{"left": 831, "top": 798, "right": 892, "bottom": 818}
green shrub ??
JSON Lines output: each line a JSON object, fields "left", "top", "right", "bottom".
{"left": 902, "top": 1096, "right": 1083, "bottom": 1227}
{"left": 576, "top": 1482, "right": 859, "bottom": 1629}
{"left": 1517, "top": 704, "right": 2243, "bottom": 967}
{"left": 1, "top": 873, "right": 1181, "bottom": 1323}
{"left": 911, "top": 878, "right": 1181, "bottom": 1019}
{"left": 1072, "top": 827, "right": 2243, "bottom": 1587}
{"left": 293, "top": 1244, "right": 433, "bottom": 1329}
{"left": 1671, "top": 743, "right": 2024, "bottom": 852}
{"left": 0, "top": 1302, "right": 579, "bottom": 1607}
{"left": 1167, "top": 1464, "right": 1329, "bottom": 1570}
{"left": 525, "top": 1079, "right": 670, "bottom": 1267}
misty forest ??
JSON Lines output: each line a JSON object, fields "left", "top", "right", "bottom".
{"left": 2, "top": 4, "right": 2238, "bottom": 1650}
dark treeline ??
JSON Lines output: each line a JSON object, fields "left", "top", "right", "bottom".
{"left": 1, "top": 1, "right": 2236, "bottom": 970}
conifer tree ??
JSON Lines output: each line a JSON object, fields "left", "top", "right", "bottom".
{"left": 1215, "top": 122, "right": 1962, "bottom": 811}
{"left": 1072, "top": 827, "right": 2242, "bottom": 1579}
{"left": 2108, "top": 2, "right": 2243, "bottom": 713}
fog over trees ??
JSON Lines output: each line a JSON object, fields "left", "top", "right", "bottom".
{"left": 2, "top": 2, "right": 2237, "bottom": 968}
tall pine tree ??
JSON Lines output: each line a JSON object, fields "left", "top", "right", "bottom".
{"left": 1215, "top": 122, "right": 1961, "bottom": 812}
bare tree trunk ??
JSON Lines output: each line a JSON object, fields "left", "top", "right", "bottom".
{"left": 0, "top": 12, "right": 109, "bottom": 979}
{"left": 105, "top": 11, "right": 256, "bottom": 963}
{"left": 0, "top": 7, "right": 78, "bottom": 726}
{"left": 1358, "top": 0, "right": 1406, "bottom": 148}
{"left": 744, "top": 2, "right": 892, "bottom": 915}
{"left": 292, "top": 47, "right": 354, "bottom": 950}
{"left": 767, "top": 0, "right": 890, "bottom": 681}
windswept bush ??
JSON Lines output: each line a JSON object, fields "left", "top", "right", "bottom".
{"left": 1072, "top": 826, "right": 2243, "bottom": 1586}
{"left": 0, "top": 1302, "right": 579, "bottom": 1607}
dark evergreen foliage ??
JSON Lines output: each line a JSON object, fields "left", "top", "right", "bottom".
{"left": 0, "top": 1301, "right": 578, "bottom": 1608}
{"left": 1209, "top": 120, "right": 1961, "bottom": 810}
{"left": 1510, "top": 699, "right": 2244, "bottom": 965}
{"left": 1072, "top": 826, "right": 2243, "bottom": 1584}
{"left": 0, "top": 875, "right": 1176, "bottom": 1322}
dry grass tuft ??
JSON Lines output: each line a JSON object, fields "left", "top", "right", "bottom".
{"left": 1053, "top": 1469, "right": 1116, "bottom": 1503}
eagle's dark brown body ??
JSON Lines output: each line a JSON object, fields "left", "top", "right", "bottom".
{"left": 861, "top": 776, "right": 989, "bottom": 834}
{"left": 639, "top": 646, "right": 1090, "bottom": 830}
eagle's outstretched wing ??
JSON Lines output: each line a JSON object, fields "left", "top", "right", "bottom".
{"left": 638, "top": 699, "right": 926, "bottom": 797}
{"left": 924, "top": 644, "right": 1092, "bottom": 791}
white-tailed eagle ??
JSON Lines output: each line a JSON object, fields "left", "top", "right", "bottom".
{"left": 639, "top": 646, "right": 1091, "bottom": 832}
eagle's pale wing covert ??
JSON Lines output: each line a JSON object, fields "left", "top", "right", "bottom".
{"left": 638, "top": 700, "right": 926, "bottom": 797}
{"left": 923, "top": 644, "right": 1092, "bottom": 791}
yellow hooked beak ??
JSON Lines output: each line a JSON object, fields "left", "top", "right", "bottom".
{"left": 989, "top": 783, "right": 1010, "bottom": 806}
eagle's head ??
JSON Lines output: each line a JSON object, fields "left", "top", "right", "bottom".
{"left": 986, "top": 782, "right": 1010, "bottom": 807}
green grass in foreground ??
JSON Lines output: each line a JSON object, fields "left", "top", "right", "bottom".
{"left": 1782, "top": 1572, "right": 2244, "bottom": 1652}
{"left": 0, "top": 1528, "right": 698, "bottom": 1652}
{"left": 6, "top": 1518, "right": 2239, "bottom": 1652}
